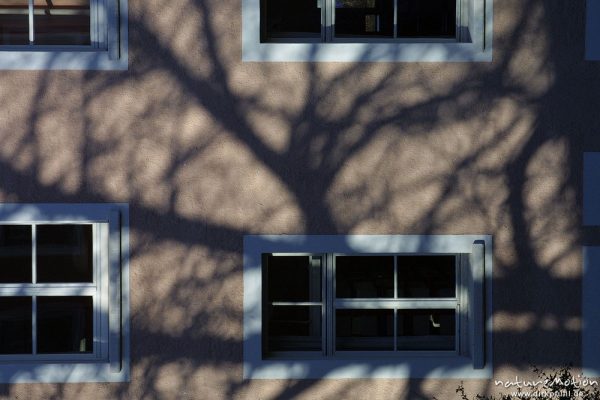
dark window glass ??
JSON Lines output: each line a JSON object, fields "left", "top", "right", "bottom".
{"left": 336, "top": 256, "right": 393, "bottom": 298}
{"left": 37, "top": 225, "right": 93, "bottom": 283}
{"left": 397, "top": 255, "right": 455, "bottom": 298}
{"left": 34, "top": 0, "right": 90, "bottom": 45}
{"left": 267, "top": 255, "right": 321, "bottom": 302}
{"left": 335, "top": 0, "right": 393, "bottom": 37}
{"left": 0, "top": 2, "right": 29, "bottom": 45}
{"left": 266, "top": 305, "right": 322, "bottom": 352}
{"left": 397, "top": 309, "right": 455, "bottom": 350}
{"left": 336, "top": 309, "right": 393, "bottom": 350}
{"left": 37, "top": 296, "right": 93, "bottom": 353}
{"left": 0, "top": 225, "right": 32, "bottom": 283}
{"left": 262, "top": 0, "right": 321, "bottom": 40}
{"left": 0, "top": 297, "right": 32, "bottom": 354}
{"left": 397, "top": 0, "right": 456, "bottom": 38}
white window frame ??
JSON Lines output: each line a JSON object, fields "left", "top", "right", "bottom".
{"left": 0, "top": 0, "right": 127, "bottom": 70}
{"left": 243, "top": 234, "right": 492, "bottom": 379}
{"left": 0, "top": 203, "right": 129, "bottom": 383}
{"left": 587, "top": 0, "right": 600, "bottom": 60}
{"left": 242, "top": 0, "right": 492, "bottom": 62}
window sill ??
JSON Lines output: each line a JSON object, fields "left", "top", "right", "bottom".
{"left": 0, "top": 0, "right": 128, "bottom": 70}
{"left": 0, "top": 50, "right": 128, "bottom": 70}
{"left": 244, "top": 356, "right": 492, "bottom": 379}
{"left": 0, "top": 362, "right": 128, "bottom": 383}
{"left": 242, "top": 41, "right": 492, "bottom": 62}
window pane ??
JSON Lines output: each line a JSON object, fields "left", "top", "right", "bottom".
{"left": 0, "top": 225, "right": 32, "bottom": 283}
{"left": 397, "top": 0, "right": 456, "bottom": 38}
{"left": 37, "top": 296, "right": 93, "bottom": 353}
{"left": 0, "top": 297, "right": 32, "bottom": 354}
{"left": 336, "top": 309, "right": 393, "bottom": 350}
{"left": 397, "top": 255, "right": 455, "bottom": 298}
{"left": 336, "top": 256, "right": 393, "bottom": 298}
{"left": 37, "top": 224, "right": 93, "bottom": 283}
{"left": 335, "top": 0, "right": 393, "bottom": 38}
{"left": 33, "top": 0, "right": 90, "bottom": 45}
{"left": 263, "top": 0, "right": 321, "bottom": 40}
{"left": 266, "top": 305, "right": 322, "bottom": 352}
{"left": 397, "top": 309, "right": 455, "bottom": 350}
{"left": 0, "top": 1, "right": 29, "bottom": 44}
{"left": 267, "top": 255, "right": 321, "bottom": 302}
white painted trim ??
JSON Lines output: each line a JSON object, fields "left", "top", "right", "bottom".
{"left": 586, "top": 0, "right": 600, "bottom": 60}
{"left": 242, "top": 0, "right": 493, "bottom": 62}
{"left": 583, "top": 247, "right": 600, "bottom": 376}
{"left": 243, "top": 234, "right": 493, "bottom": 379}
{"left": 0, "top": 203, "right": 130, "bottom": 383}
{"left": 584, "top": 153, "right": 600, "bottom": 225}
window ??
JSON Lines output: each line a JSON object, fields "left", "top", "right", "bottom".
{"left": 262, "top": 0, "right": 458, "bottom": 42}
{"left": 243, "top": 0, "right": 492, "bottom": 61}
{"left": 0, "top": 204, "right": 129, "bottom": 383}
{"left": 0, "top": 0, "right": 127, "bottom": 70}
{"left": 244, "top": 235, "right": 492, "bottom": 379}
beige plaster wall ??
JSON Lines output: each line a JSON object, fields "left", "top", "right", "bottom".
{"left": 0, "top": 0, "right": 598, "bottom": 398}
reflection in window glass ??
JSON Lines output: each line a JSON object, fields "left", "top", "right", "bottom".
{"left": 397, "top": 0, "right": 456, "bottom": 38}
{"left": 336, "top": 309, "right": 393, "bottom": 350}
{"left": 267, "top": 255, "right": 321, "bottom": 302}
{"left": 0, "top": 297, "right": 32, "bottom": 354}
{"left": 37, "top": 296, "right": 93, "bottom": 353}
{"left": 397, "top": 309, "right": 455, "bottom": 350}
{"left": 37, "top": 225, "right": 93, "bottom": 283}
{"left": 0, "top": 225, "right": 32, "bottom": 283}
{"left": 34, "top": 0, "right": 90, "bottom": 45}
{"left": 397, "top": 255, "right": 455, "bottom": 298}
{"left": 336, "top": 256, "right": 393, "bottom": 298}
{"left": 263, "top": 0, "right": 321, "bottom": 40}
{"left": 267, "top": 305, "right": 322, "bottom": 352}
{"left": 335, "top": 0, "right": 393, "bottom": 37}
{"left": 0, "top": 1, "right": 29, "bottom": 44}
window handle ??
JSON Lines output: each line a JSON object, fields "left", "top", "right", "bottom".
{"left": 429, "top": 314, "right": 441, "bottom": 328}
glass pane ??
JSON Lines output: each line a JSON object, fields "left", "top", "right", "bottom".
{"left": 263, "top": 0, "right": 321, "bottom": 40}
{"left": 37, "top": 224, "right": 93, "bottom": 283}
{"left": 266, "top": 305, "right": 322, "bottom": 352}
{"left": 397, "top": 0, "right": 456, "bottom": 38}
{"left": 336, "top": 256, "right": 393, "bottom": 298}
{"left": 336, "top": 309, "right": 393, "bottom": 350}
{"left": 335, "top": 0, "right": 393, "bottom": 38}
{"left": 397, "top": 255, "right": 455, "bottom": 298}
{"left": 0, "top": 225, "right": 32, "bottom": 283}
{"left": 0, "top": 297, "right": 32, "bottom": 354}
{"left": 397, "top": 309, "right": 455, "bottom": 350}
{"left": 33, "top": 0, "right": 90, "bottom": 45}
{"left": 37, "top": 296, "right": 93, "bottom": 353}
{"left": 0, "top": 1, "right": 29, "bottom": 44}
{"left": 267, "top": 255, "right": 321, "bottom": 302}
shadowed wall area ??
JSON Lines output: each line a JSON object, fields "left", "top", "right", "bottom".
{"left": 0, "top": 0, "right": 599, "bottom": 398}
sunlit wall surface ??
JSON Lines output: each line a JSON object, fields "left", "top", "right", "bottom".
{"left": 0, "top": 0, "right": 598, "bottom": 398}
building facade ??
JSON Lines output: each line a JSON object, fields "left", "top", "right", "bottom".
{"left": 0, "top": 0, "right": 599, "bottom": 398}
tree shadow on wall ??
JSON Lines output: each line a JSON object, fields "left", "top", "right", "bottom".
{"left": 0, "top": 0, "right": 599, "bottom": 399}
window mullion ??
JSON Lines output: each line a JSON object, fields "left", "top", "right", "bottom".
{"left": 28, "top": 0, "right": 34, "bottom": 44}
{"left": 393, "top": 0, "right": 398, "bottom": 39}
{"left": 31, "top": 224, "right": 36, "bottom": 284}
{"left": 325, "top": 0, "right": 333, "bottom": 42}
{"left": 326, "top": 253, "right": 334, "bottom": 356}
{"left": 393, "top": 255, "right": 397, "bottom": 350}
{"left": 32, "top": 295, "right": 37, "bottom": 355}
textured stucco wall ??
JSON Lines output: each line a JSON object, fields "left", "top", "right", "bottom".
{"left": 0, "top": 0, "right": 599, "bottom": 398}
